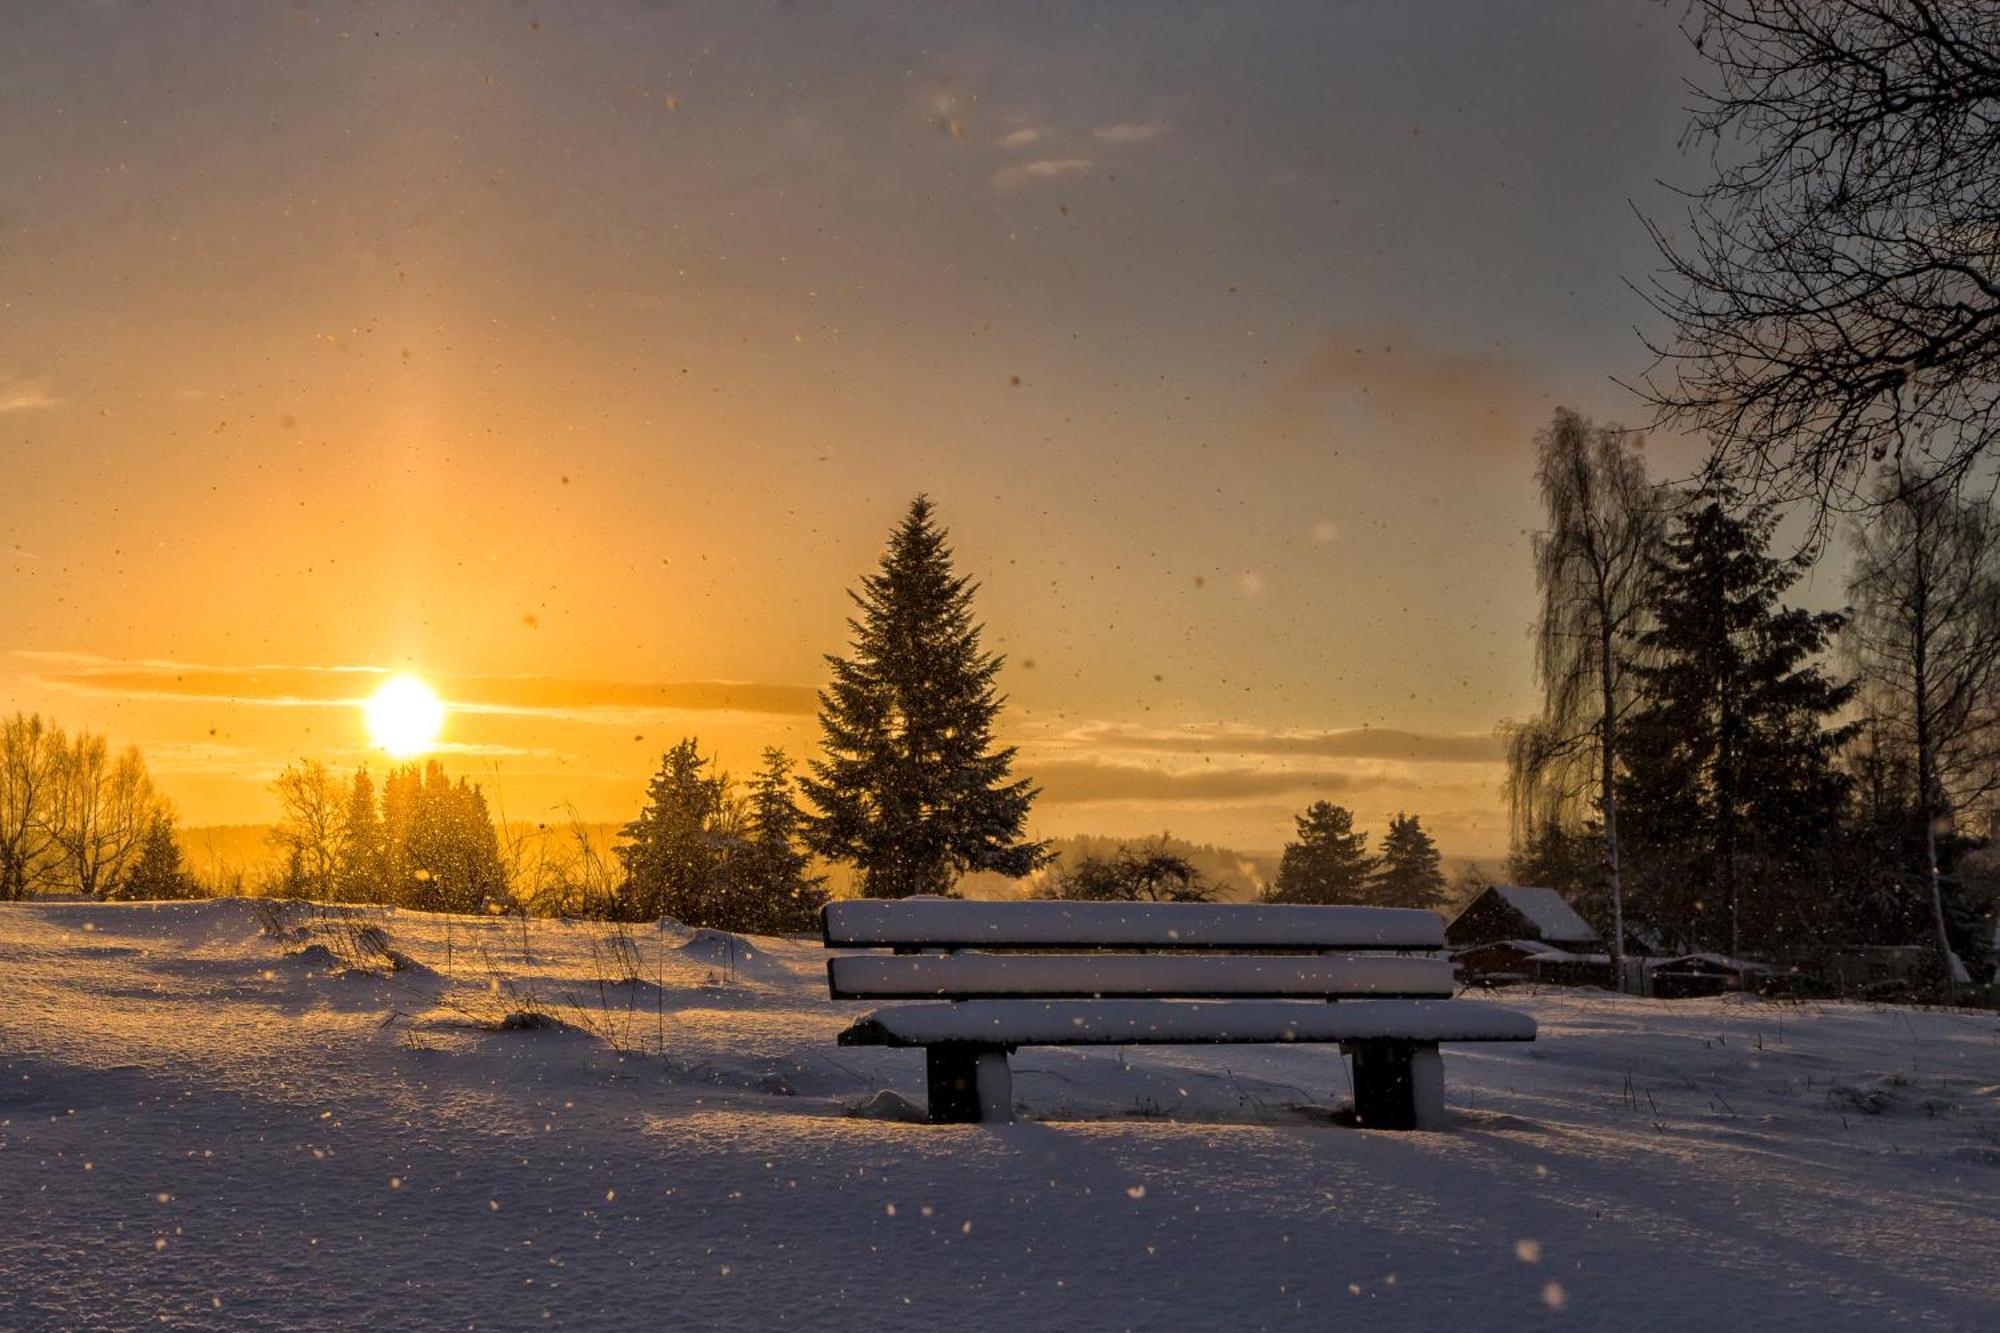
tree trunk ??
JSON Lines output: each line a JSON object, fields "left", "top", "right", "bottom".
{"left": 1600, "top": 629, "right": 1627, "bottom": 991}
{"left": 1912, "top": 589, "right": 1960, "bottom": 1002}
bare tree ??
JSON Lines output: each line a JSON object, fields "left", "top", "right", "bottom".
{"left": 271, "top": 759, "right": 349, "bottom": 898}
{"left": 1506, "top": 409, "right": 1666, "bottom": 983}
{"left": 51, "top": 733, "right": 158, "bottom": 898}
{"left": 1640, "top": 1, "right": 2000, "bottom": 520}
{"left": 1845, "top": 465, "right": 2000, "bottom": 989}
{"left": 0, "top": 712, "right": 64, "bottom": 900}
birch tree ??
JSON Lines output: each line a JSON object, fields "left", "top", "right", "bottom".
{"left": 1845, "top": 466, "right": 2000, "bottom": 991}
{"left": 1506, "top": 409, "right": 1666, "bottom": 981}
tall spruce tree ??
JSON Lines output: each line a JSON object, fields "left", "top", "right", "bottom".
{"left": 1371, "top": 812, "right": 1447, "bottom": 910}
{"left": 1266, "top": 801, "right": 1376, "bottom": 905}
{"left": 803, "top": 497, "right": 1045, "bottom": 898}
{"left": 1619, "top": 495, "right": 1855, "bottom": 956}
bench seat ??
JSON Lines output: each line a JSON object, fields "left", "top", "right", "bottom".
{"left": 828, "top": 952, "right": 1455, "bottom": 1000}
{"left": 837, "top": 997, "right": 1535, "bottom": 1047}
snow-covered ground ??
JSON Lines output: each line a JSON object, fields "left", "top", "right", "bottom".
{"left": 2, "top": 900, "right": 1995, "bottom": 1331}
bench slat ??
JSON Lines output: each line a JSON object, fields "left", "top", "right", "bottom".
{"left": 837, "top": 998, "right": 1535, "bottom": 1048}
{"left": 822, "top": 899, "right": 1444, "bottom": 951}
{"left": 828, "top": 952, "right": 1455, "bottom": 1000}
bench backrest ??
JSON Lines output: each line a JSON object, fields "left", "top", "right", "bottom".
{"left": 823, "top": 899, "right": 1452, "bottom": 1001}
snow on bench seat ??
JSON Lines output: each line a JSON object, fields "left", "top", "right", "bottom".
{"left": 828, "top": 951, "right": 1456, "bottom": 1000}
{"left": 823, "top": 898, "right": 1444, "bottom": 951}
{"left": 838, "top": 997, "right": 1536, "bottom": 1048}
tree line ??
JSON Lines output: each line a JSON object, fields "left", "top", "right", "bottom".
{"left": 1508, "top": 409, "right": 2000, "bottom": 988}
{"left": 0, "top": 714, "right": 193, "bottom": 902}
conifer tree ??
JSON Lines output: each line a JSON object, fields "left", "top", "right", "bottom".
{"left": 1266, "top": 801, "right": 1376, "bottom": 905}
{"left": 380, "top": 761, "right": 505, "bottom": 913}
{"left": 1371, "top": 812, "right": 1447, "bottom": 910}
{"left": 738, "top": 748, "right": 828, "bottom": 933}
{"left": 113, "top": 811, "right": 197, "bottom": 901}
{"left": 803, "top": 497, "right": 1045, "bottom": 898}
{"left": 616, "top": 738, "right": 737, "bottom": 924}
{"left": 335, "top": 766, "right": 388, "bottom": 903}
{"left": 1619, "top": 494, "right": 1855, "bottom": 955}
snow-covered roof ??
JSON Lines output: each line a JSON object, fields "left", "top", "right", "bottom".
{"left": 1485, "top": 886, "right": 1600, "bottom": 944}
{"left": 1649, "top": 952, "right": 1770, "bottom": 974}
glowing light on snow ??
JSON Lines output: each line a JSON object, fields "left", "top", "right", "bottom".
{"left": 363, "top": 675, "right": 446, "bottom": 757}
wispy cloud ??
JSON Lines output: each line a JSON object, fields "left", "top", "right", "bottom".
{"left": 997, "top": 127, "right": 1044, "bottom": 150}
{"left": 16, "top": 653, "right": 819, "bottom": 720}
{"left": 1259, "top": 331, "right": 1548, "bottom": 452}
{"left": 1030, "top": 758, "right": 1356, "bottom": 805}
{"left": 0, "top": 376, "right": 60, "bottom": 413}
{"left": 1046, "top": 720, "right": 1507, "bottom": 765}
{"left": 1091, "top": 122, "right": 1164, "bottom": 145}
{"left": 992, "top": 158, "right": 1092, "bottom": 192}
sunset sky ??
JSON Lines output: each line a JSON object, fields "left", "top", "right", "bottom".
{"left": 2, "top": 1, "right": 1728, "bottom": 858}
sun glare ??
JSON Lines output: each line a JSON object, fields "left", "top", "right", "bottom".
{"left": 363, "top": 674, "right": 446, "bottom": 758}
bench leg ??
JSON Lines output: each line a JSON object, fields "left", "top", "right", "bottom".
{"left": 925, "top": 1045, "right": 1012, "bottom": 1124}
{"left": 1349, "top": 1041, "right": 1445, "bottom": 1130}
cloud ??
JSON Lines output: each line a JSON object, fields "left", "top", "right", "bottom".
{"left": 1259, "top": 331, "right": 1548, "bottom": 453}
{"left": 1050, "top": 721, "right": 1507, "bottom": 765}
{"left": 1092, "top": 122, "right": 1164, "bottom": 145}
{"left": 997, "top": 127, "right": 1044, "bottom": 150}
{"left": 16, "top": 653, "right": 819, "bottom": 720}
{"left": 0, "top": 377, "right": 60, "bottom": 413}
{"left": 1030, "top": 758, "right": 1358, "bottom": 805}
{"left": 991, "top": 158, "right": 1092, "bottom": 192}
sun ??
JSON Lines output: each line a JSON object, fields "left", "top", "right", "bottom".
{"left": 363, "top": 674, "right": 446, "bottom": 758}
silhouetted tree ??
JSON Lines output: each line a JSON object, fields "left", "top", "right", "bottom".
{"left": 52, "top": 733, "right": 157, "bottom": 899}
{"left": 113, "top": 811, "right": 198, "bottom": 901}
{"left": 803, "top": 496, "right": 1045, "bottom": 897}
{"left": 381, "top": 761, "right": 505, "bottom": 913}
{"left": 616, "top": 739, "right": 737, "bottom": 924}
{"left": 1371, "top": 812, "right": 1446, "bottom": 910}
{"left": 1643, "top": 1, "right": 2000, "bottom": 514}
{"left": 1266, "top": 801, "right": 1375, "bottom": 905}
{"left": 272, "top": 760, "right": 346, "bottom": 899}
{"left": 0, "top": 712, "right": 62, "bottom": 901}
{"left": 1506, "top": 408, "right": 1666, "bottom": 978}
{"left": 1037, "top": 839, "right": 1214, "bottom": 903}
{"left": 1619, "top": 494, "right": 1855, "bottom": 955}
{"left": 1845, "top": 466, "right": 2000, "bottom": 989}
{"left": 336, "top": 766, "right": 389, "bottom": 903}
{"left": 737, "top": 748, "right": 828, "bottom": 933}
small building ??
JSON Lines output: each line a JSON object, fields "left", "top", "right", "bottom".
{"left": 1455, "top": 938, "right": 1613, "bottom": 989}
{"left": 1446, "top": 885, "right": 1601, "bottom": 950}
{"left": 1645, "top": 952, "right": 1770, "bottom": 999}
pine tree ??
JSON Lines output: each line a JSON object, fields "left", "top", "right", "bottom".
{"left": 1371, "top": 812, "right": 1446, "bottom": 910}
{"left": 1266, "top": 801, "right": 1376, "bottom": 904}
{"left": 738, "top": 748, "right": 829, "bottom": 933}
{"left": 1619, "top": 494, "right": 1855, "bottom": 955}
{"left": 802, "top": 496, "right": 1046, "bottom": 898}
{"left": 335, "top": 766, "right": 388, "bottom": 903}
{"left": 113, "top": 811, "right": 197, "bottom": 901}
{"left": 616, "top": 738, "right": 737, "bottom": 924}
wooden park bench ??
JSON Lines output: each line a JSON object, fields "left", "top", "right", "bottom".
{"left": 823, "top": 898, "right": 1535, "bottom": 1129}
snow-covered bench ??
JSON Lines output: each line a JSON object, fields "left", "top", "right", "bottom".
{"left": 823, "top": 898, "right": 1535, "bottom": 1128}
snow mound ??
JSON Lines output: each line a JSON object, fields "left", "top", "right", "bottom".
{"left": 675, "top": 928, "right": 784, "bottom": 980}
{"left": 281, "top": 942, "right": 345, "bottom": 971}
{"left": 847, "top": 1089, "right": 927, "bottom": 1122}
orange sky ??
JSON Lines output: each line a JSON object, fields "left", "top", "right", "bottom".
{"left": 1, "top": 1, "right": 1715, "bottom": 858}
